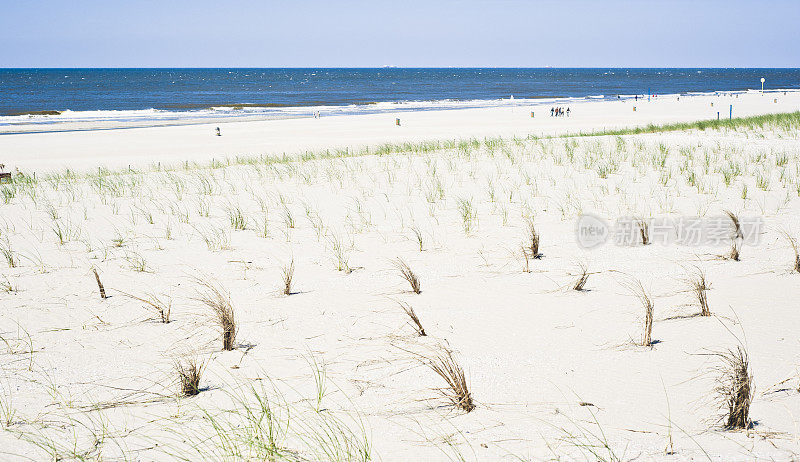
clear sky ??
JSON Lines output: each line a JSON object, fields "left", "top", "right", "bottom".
{"left": 2, "top": 0, "right": 798, "bottom": 68}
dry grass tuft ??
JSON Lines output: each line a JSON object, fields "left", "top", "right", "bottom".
{"left": 524, "top": 216, "right": 542, "bottom": 259}
{"left": 573, "top": 263, "right": 590, "bottom": 291}
{"left": 637, "top": 218, "right": 650, "bottom": 245}
{"left": 715, "top": 346, "right": 753, "bottom": 430}
{"left": 520, "top": 245, "right": 531, "bottom": 272}
{"left": 724, "top": 210, "right": 743, "bottom": 261}
{"left": 726, "top": 239, "right": 741, "bottom": 261}
{"left": 176, "top": 357, "right": 205, "bottom": 397}
{"left": 624, "top": 279, "right": 654, "bottom": 347}
{"left": 195, "top": 279, "right": 237, "bottom": 351}
{"left": 117, "top": 290, "right": 172, "bottom": 323}
{"left": 282, "top": 259, "right": 295, "bottom": 295}
{"left": 686, "top": 268, "right": 711, "bottom": 316}
{"left": 422, "top": 348, "right": 475, "bottom": 412}
{"left": 781, "top": 231, "right": 800, "bottom": 273}
{"left": 93, "top": 268, "right": 107, "bottom": 299}
{"left": 410, "top": 225, "right": 425, "bottom": 251}
{"left": 399, "top": 301, "right": 426, "bottom": 336}
{"left": 394, "top": 258, "right": 421, "bottom": 294}
{"left": 724, "top": 210, "right": 744, "bottom": 239}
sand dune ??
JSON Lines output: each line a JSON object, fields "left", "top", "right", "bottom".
{"left": 1, "top": 95, "right": 800, "bottom": 460}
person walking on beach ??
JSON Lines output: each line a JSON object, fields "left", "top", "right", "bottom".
{"left": 550, "top": 107, "right": 554, "bottom": 117}
{"left": 566, "top": 107, "right": 570, "bottom": 117}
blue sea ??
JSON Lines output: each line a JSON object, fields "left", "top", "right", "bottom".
{"left": 1, "top": 68, "right": 798, "bottom": 126}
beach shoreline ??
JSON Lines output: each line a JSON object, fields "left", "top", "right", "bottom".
{"left": 1, "top": 89, "right": 799, "bottom": 173}
{"left": 2, "top": 88, "right": 796, "bottom": 134}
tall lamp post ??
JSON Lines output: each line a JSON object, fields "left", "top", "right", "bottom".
{"left": 761, "top": 77, "right": 765, "bottom": 94}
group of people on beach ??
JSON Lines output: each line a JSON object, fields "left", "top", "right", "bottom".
{"left": 550, "top": 107, "right": 569, "bottom": 117}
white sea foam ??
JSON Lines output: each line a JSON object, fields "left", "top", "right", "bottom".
{"left": 0, "top": 97, "right": 566, "bottom": 128}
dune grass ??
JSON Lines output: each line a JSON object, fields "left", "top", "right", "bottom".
{"left": 282, "top": 259, "right": 295, "bottom": 295}
{"left": 781, "top": 231, "right": 800, "bottom": 273}
{"left": 92, "top": 268, "right": 107, "bottom": 299}
{"left": 686, "top": 269, "right": 711, "bottom": 317}
{"left": 723, "top": 210, "right": 743, "bottom": 261}
{"left": 394, "top": 258, "right": 421, "bottom": 294}
{"left": 563, "top": 110, "right": 800, "bottom": 138}
{"left": 422, "top": 349, "right": 475, "bottom": 413}
{"left": 195, "top": 279, "right": 238, "bottom": 351}
{"left": 524, "top": 216, "right": 542, "bottom": 260}
{"left": 116, "top": 289, "right": 172, "bottom": 323}
{"left": 5, "top": 111, "right": 799, "bottom": 187}
{"left": 573, "top": 264, "right": 590, "bottom": 291}
{"left": 715, "top": 347, "right": 753, "bottom": 430}
{"left": 176, "top": 358, "right": 205, "bottom": 397}
{"left": 399, "top": 301, "right": 426, "bottom": 336}
{"left": 624, "top": 279, "right": 654, "bottom": 347}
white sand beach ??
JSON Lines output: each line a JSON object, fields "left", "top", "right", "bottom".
{"left": 2, "top": 91, "right": 800, "bottom": 460}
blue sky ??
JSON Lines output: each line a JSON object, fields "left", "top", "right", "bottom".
{"left": 2, "top": 0, "right": 798, "bottom": 67}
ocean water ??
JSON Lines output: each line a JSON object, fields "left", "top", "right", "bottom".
{"left": 1, "top": 68, "right": 798, "bottom": 125}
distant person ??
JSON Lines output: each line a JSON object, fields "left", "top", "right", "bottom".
{"left": 566, "top": 107, "right": 570, "bottom": 117}
{"left": 215, "top": 127, "right": 221, "bottom": 136}
{"left": 635, "top": 95, "right": 638, "bottom": 101}
{"left": 550, "top": 107, "right": 554, "bottom": 117}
